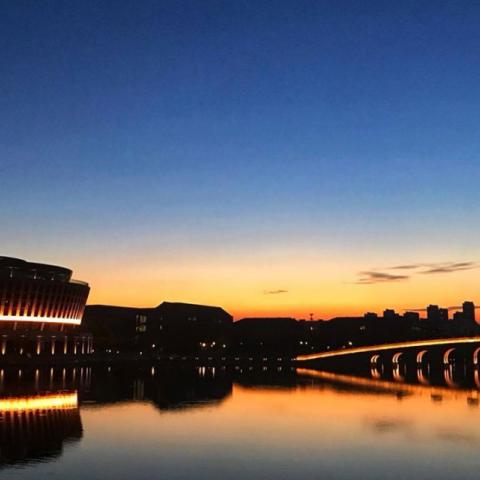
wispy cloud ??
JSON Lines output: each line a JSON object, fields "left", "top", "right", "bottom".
{"left": 420, "top": 262, "right": 477, "bottom": 275}
{"left": 356, "top": 260, "right": 478, "bottom": 285}
{"left": 390, "top": 264, "right": 423, "bottom": 270}
{"left": 263, "top": 289, "right": 288, "bottom": 295}
{"left": 356, "top": 272, "right": 409, "bottom": 285}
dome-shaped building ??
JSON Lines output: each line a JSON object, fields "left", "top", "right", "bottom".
{"left": 0, "top": 257, "right": 91, "bottom": 358}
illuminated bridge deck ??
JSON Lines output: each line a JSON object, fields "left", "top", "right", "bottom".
{"left": 295, "top": 336, "right": 480, "bottom": 362}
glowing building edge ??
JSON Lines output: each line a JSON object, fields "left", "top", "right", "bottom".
{"left": 0, "top": 315, "right": 82, "bottom": 325}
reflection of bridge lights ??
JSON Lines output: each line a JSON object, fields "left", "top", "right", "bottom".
{"left": 444, "top": 366, "right": 459, "bottom": 388}
{"left": 417, "top": 368, "right": 430, "bottom": 386}
{"left": 392, "top": 365, "right": 405, "bottom": 382}
{"left": 296, "top": 368, "right": 478, "bottom": 399}
{"left": 0, "top": 392, "right": 78, "bottom": 413}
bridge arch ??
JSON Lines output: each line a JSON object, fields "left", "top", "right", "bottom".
{"left": 370, "top": 354, "right": 380, "bottom": 366}
{"left": 443, "top": 348, "right": 456, "bottom": 365}
{"left": 370, "top": 354, "right": 383, "bottom": 379}
{"left": 416, "top": 350, "right": 428, "bottom": 365}
{"left": 473, "top": 347, "right": 480, "bottom": 366}
{"left": 392, "top": 352, "right": 404, "bottom": 364}
{"left": 391, "top": 352, "right": 405, "bottom": 381}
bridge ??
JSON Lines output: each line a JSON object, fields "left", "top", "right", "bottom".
{"left": 295, "top": 336, "right": 480, "bottom": 368}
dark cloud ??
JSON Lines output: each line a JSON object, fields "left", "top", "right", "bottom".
{"left": 263, "top": 289, "right": 288, "bottom": 295}
{"left": 356, "top": 271, "right": 409, "bottom": 285}
{"left": 420, "top": 262, "right": 477, "bottom": 275}
{"left": 390, "top": 264, "right": 423, "bottom": 270}
{"left": 357, "top": 261, "right": 478, "bottom": 285}
{"left": 389, "top": 261, "right": 478, "bottom": 274}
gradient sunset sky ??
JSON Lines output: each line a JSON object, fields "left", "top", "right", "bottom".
{"left": 2, "top": 1, "right": 479, "bottom": 319}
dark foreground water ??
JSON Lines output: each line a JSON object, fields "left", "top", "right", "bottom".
{"left": 1, "top": 364, "right": 480, "bottom": 479}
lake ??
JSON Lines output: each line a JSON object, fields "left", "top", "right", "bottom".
{"left": 1, "top": 364, "right": 479, "bottom": 479}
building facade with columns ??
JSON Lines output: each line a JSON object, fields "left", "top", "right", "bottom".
{"left": 0, "top": 256, "right": 92, "bottom": 359}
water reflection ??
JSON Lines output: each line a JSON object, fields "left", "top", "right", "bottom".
{"left": 1, "top": 364, "right": 480, "bottom": 479}
{"left": 297, "top": 367, "right": 480, "bottom": 404}
{"left": 0, "top": 390, "right": 82, "bottom": 467}
{"left": 83, "top": 365, "right": 233, "bottom": 411}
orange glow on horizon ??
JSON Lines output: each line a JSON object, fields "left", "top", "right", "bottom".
{"left": 70, "top": 252, "right": 480, "bottom": 320}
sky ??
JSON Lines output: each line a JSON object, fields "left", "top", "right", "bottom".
{"left": 1, "top": 1, "right": 479, "bottom": 319}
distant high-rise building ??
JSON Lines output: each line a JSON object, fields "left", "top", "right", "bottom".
{"left": 427, "top": 305, "right": 440, "bottom": 322}
{"left": 439, "top": 308, "right": 449, "bottom": 322}
{"left": 383, "top": 309, "right": 397, "bottom": 320}
{"left": 463, "top": 301, "right": 476, "bottom": 323}
{"left": 404, "top": 311, "right": 420, "bottom": 322}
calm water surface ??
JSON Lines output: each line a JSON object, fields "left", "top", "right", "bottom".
{"left": 1, "top": 365, "right": 480, "bottom": 479}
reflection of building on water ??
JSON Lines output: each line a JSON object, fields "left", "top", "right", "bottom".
{"left": 150, "top": 367, "right": 232, "bottom": 410}
{"left": 0, "top": 366, "right": 92, "bottom": 396}
{"left": 233, "top": 366, "right": 298, "bottom": 390}
{"left": 0, "top": 391, "right": 82, "bottom": 467}
{"left": 83, "top": 366, "right": 233, "bottom": 411}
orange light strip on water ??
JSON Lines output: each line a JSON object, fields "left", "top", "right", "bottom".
{"left": 0, "top": 315, "right": 81, "bottom": 325}
{"left": 296, "top": 336, "right": 480, "bottom": 361}
{"left": 296, "top": 368, "right": 478, "bottom": 399}
{"left": 0, "top": 392, "right": 78, "bottom": 412}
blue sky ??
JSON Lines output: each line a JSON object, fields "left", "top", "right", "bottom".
{"left": 1, "top": 1, "right": 479, "bottom": 315}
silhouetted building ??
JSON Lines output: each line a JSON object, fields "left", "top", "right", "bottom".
{"left": 463, "top": 301, "right": 476, "bottom": 323}
{"left": 427, "top": 305, "right": 440, "bottom": 323}
{"left": 383, "top": 309, "right": 398, "bottom": 321}
{"left": 404, "top": 311, "right": 420, "bottom": 322}
{"left": 0, "top": 256, "right": 91, "bottom": 358}
{"left": 233, "top": 318, "right": 300, "bottom": 356}
{"left": 439, "top": 308, "right": 449, "bottom": 322}
{"left": 450, "top": 301, "right": 477, "bottom": 335}
{"left": 83, "top": 302, "right": 232, "bottom": 354}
